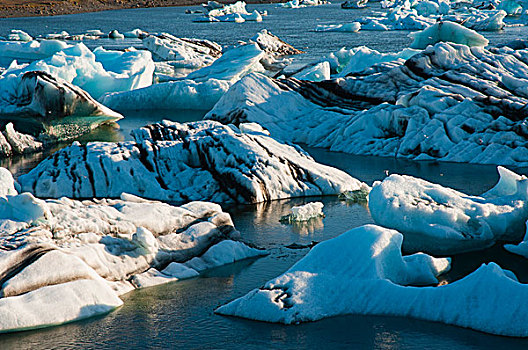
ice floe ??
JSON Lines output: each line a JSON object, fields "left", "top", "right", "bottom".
{"left": 280, "top": 202, "right": 324, "bottom": 223}
{"left": 0, "top": 71, "right": 122, "bottom": 140}
{"left": 143, "top": 32, "right": 223, "bottom": 68}
{"left": 2, "top": 42, "right": 154, "bottom": 99}
{"left": 368, "top": 167, "right": 528, "bottom": 254}
{"left": 216, "top": 224, "right": 528, "bottom": 337}
{"left": 409, "top": 21, "right": 489, "bottom": 49}
{"left": 18, "top": 120, "right": 365, "bottom": 203}
{"left": 194, "top": 1, "right": 263, "bottom": 22}
{"left": 101, "top": 43, "right": 267, "bottom": 111}
{"left": 6, "top": 30, "right": 32, "bottom": 42}
{"left": 315, "top": 22, "right": 362, "bottom": 32}
{"left": 208, "top": 42, "right": 528, "bottom": 167}
{"left": 0, "top": 170, "right": 264, "bottom": 332}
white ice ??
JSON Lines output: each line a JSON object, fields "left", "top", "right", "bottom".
{"left": 368, "top": 167, "right": 528, "bottom": 254}
{"left": 216, "top": 224, "right": 528, "bottom": 337}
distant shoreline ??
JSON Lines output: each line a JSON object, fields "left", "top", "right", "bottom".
{"left": 0, "top": 0, "right": 280, "bottom": 19}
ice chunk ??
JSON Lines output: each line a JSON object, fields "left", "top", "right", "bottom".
{"left": 0, "top": 71, "right": 122, "bottom": 139}
{"left": 216, "top": 224, "right": 528, "bottom": 337}
{"left": 250, "top": 29, "right": 303, "bottom": 56}
{"left": 0, "top": 167, "right": 17, "bottom": 197}
{"left": 19, "top": 120, "right": 366, "bottom": 203}
{"left": 341, "top": 0, "right": 368, "bottom": 8}
{"left": 184, "top": 240, "right": 268, "bottom": 272}
{"left": 142, "top": 33, "right": 222, "bottom": 68}
{"left": 0, "top": 279, "right": 123, "bottom": 333}
{"left": 368, "top": 167, "right": 528, "bottom": 254}
{"left": 0, "top": 40, "right": 71, "bottom": 65}
{"left": 207, "top": 42, "right": 528, "bottom": 167}
{"left": 292, "top": 61, "right": 330, "bottom": 81}
{"left": 101, "top": 43, "right": 264, "bottom": 111}
{"left": 409, "top": 21, "right": 489, "bottom": 49}
{"left": 100, "top": 78, "right": 230, "bottom": 111}
{"left": 4, "top": 42, "right": 155, "bottom": 99}
{"left": 315, "top": 22, "right": 361, "bottom": 32}
{"left": 280, "top": 202, "right": 324, "bottom": 223}
{"left": 108, "top": 30, "right": 124, "bottom": 39}
{"left": 7, "top": 30, "right": 32, "bottom": 42}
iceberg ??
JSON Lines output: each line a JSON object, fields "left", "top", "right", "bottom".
{"left": 0, "top": 40, "right": 71, "bottom": 65}
{"left": 0, "top": 169, "right": 264, "bottom": 332}
{"left": 3, "top": 42, "right": 155, "bottom": 99}
{"left": 207, "top": 42, "right": 528, "bottom": 167}
{"left": 100, "top": 78, "right": 230, "bottom": 111}
{"left": 142, "top": 33, "right": 222, "bottom": 68}
{"left": 280, "top": 202, "right": 324, "bottom": 223}
{"left": 0, "top": 71, "right": 122, "bottom": 140}
{"left": 314, "top": 22, "right": 362, "bottom": 32}
{"left": 18, "top": 120, "right": 365, "bottom": 203}
{"left": 368, "top": 167, "right": 528, "bottom": 254}
{"left": 216, "top": 224, "right": 528, "bottom": 337}
{"left": 6, "top": 30, "right": 32, "bottom": 42}
{"left": 194, "top": 1, "right": 263, "bottom": 22}
{"left": 292, "top": 61, "right": 331, "bottom": 81}
{"left": 250, "top": 30, "right": 304, "bottom": 56}
{"left": 101, "top": 43, "right": 265, "bottom": 111}
{"left": 341, "top": 0, "right": 369, "bottom": 8}
{"left": 409, "top": 21, "right": 489, "bottom": 49}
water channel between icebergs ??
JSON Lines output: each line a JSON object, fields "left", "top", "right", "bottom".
{"left": 1, "top": 2, "right": 528, "bottom": 349}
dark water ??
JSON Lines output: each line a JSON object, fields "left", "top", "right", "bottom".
{"left": 1, "top": 3, "right": 528, "bottom": 349}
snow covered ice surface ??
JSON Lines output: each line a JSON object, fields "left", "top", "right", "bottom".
{"left": 18, "top": 120, "right": 365, "bottom": 203}
{"left": 217, "top": 224, "right": 528, "bottom": 337}
{"left": 369, "top": 166, "right": 528, "bottom": 254}
{"left": 208, "top": 42, "right": 528, "bottom": 167}
{"left": 0, "top": 169, "right": 266, "bottom": 332}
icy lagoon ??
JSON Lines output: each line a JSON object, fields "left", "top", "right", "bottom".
{"left": 2, "top": 1, "right": 528, "bottom": 348}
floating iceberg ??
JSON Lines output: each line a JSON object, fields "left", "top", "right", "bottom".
{"left": 100, "top": 78, "right": 230, "bottom": 111}
{"left": 208, "top": 42, "right": 528, "bottom": 167}
{"left": 341, "top": 0, "right": 369, "bottom": 8}
{"left": 0, "top": 170, "right": 263, "bottom": 332}
{"left": 142, "top": 33, "right": 222, "bottom": 68}
{"left": 0, "top": 123, "right": 43, "bottom": 157}
{"left": 217, "top": 224, "right": 528, "bottom": 337}
{"left": 321, "top": 45, "right": 419, "bottom": 77}
{"left": 410, "top": 21, "right": 489, "bottom": 49}
{"left": 292, "top": 61, "right": 330, "bottom": 81}
{"left": 6, "top": 30, "right": 32, "bottom": 42}
{"left": 3, "top": 43, "right": 154, "bottom": 100}
{"left": 0, "top": 71, "right": 122, "bottom": 140}
{"left": 194, "top": 1, "right": 263, "bottom": 22}
{"left": 0, "top": 40, "right": 71, "bottom": 65}
{"left": 315, "top": 22, "right": 361, "bottom": 32}
{"left": 368, "top": 167, "right": 528, "bottom": 254}
{"left": 280, "top": 202, "right": 324, "bottom": 223}
{"left": 18, "top": 120, "right": 365, "bottom": 203}
{"left": 250, "top": 30, "right": 303, "bottom": 56}
{"left": 101, "top": 43, "right": 265, "bottom": 111}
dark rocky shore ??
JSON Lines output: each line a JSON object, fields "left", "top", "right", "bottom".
{"left": 0, "top": 0, "right": 278, "bottom": 18}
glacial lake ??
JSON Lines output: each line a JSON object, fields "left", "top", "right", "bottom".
{"left": 2, "top": 3, "right": 528, "bottom": 349}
